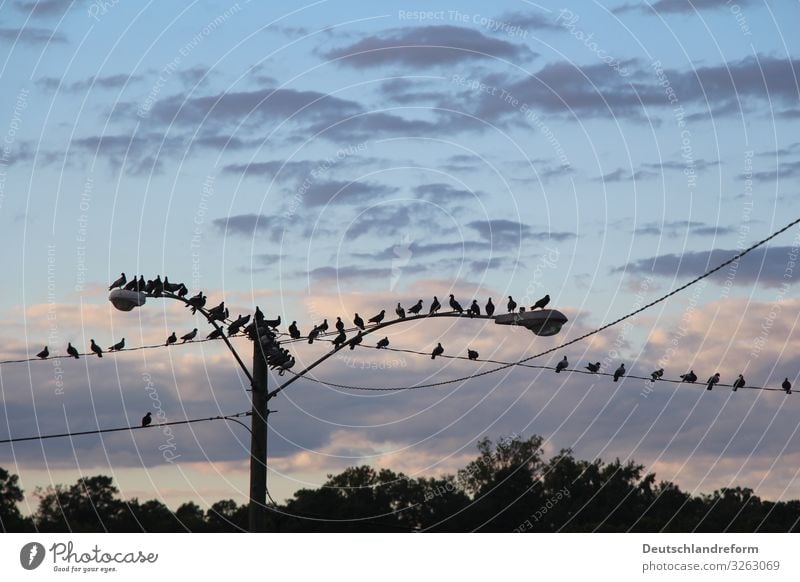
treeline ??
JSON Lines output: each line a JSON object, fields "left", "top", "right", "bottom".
{"left": 2, "top": 435, "right": 798, "bottom": 532}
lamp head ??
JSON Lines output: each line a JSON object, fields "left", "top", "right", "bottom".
{"left": 108, "top": 290, "right": 146, "bottom": 312}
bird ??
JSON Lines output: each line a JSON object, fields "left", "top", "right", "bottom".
{"left": 136, "top": 275, "right": 146, "bottom": 291}
{"left": 349, "top": 332, "right": 363, "bottom": 350}
{"left": 429, "top": 296, "right": 441, "bottom": 314}
{"left": 650, "top": 368, "right": 664, "bottom": 382}
{"left": 166, "top": 332, "right": 177, "bottom": 346}
{"left": 680, "top": 370, "right": 697, "bottom": 383}
{"left": 187, "top": 292, "right": 206, "bottom": 314}
{"left": 254, "top": 306, "right": 265, "bottom": 322}
{"left": 783, "top": 378, "right": 792, "bottom": 394}
{"left": 408, "top": 300, "right": 423, "bottom": 315}
{"left": 335, "top": 317, "right": 345, "bottom": 332}
{"left": 733, "top": 374, "right": 745, "bottom": 392}
{"left": 332, "top": 330, "right": 347, "bottom": 349}
{"left": 613, "top": 363, "right": 626, "bottom": 382}
{"left": 289, "top": 321, "right": 301, "bottom": 339}
{"left": 207, "top": 301, "right": 226, "bottom": 321}
{"left": 142, "top": 412, "right": 152, "bottom": 427}
{"left": 66, "top": 342, "right": 79, "bottom": 359}
{"left": 90, "top": 340, "right": 103, "bottom": 358}
{"left": 555, "top": 356, "right": 568, "bottom": 373}
{"left": 163, "top": 276, "right": 182, "bottom": 293}
{"left": 316, "top": 318, "right": 328, "bottom": 333}
{"left": 108, "top": 338, "right": 125, "bottom": 351}
{"left": 36, "top": 346, "right": 49, "bottom": 359}
{"left": 227, "top": 318, "right": 245, "bottom": 337}
{"left": 177, "top": 284, "right": 188, "bottom": 299}
{"left": 467, "top": 349, "right": 479, "bottom": 361}
{"left": 532, "top": 294, "right": 550, "bottom": 310}
{"left": 395, "top": 303, "right": 405, "bottom": 319}
{"left": 308, "top": 327, "right": 320, "bottom": 344}
{"left": 585, "top": 362, "right": 601, "bottom": 373}
{"left": 108, "top": 272, "right": 126, "bottom": 291}
{"left": 181, "top": 328, "right": 198, "bottom": 343}
{"left": 376, "top": 337, "right": 390, "bottom": 349}
{"left": 278, "top": 357, "right": 295, "bottom": 376}
{"left": 145, "top": 278, "right": 155, "bottom": 294}
{"left": 152, "top": 275, "right": 164, "bottom": 296}
{"left": 353, "top": 314, "right": 365, "bottom": 330}
{"left": 485, "top": 298, "right": 495, "bottom": 317}
{"left": 262, "top": 315, "right": 281, "bottom": 329}
{"left": 468, "top": 300, "right": 480, "bottom": 318}
{"left": 706, "top": 373, "right": 720, "bottom": 391}
{"left": 124, "top": 277, "right": 138, "bottom": 291}
{"left": 431, "top": 342, "right": 444, "bottom": 359}
{"left": 207, "top": 328, "right": 223, "bottom": 340}
{"left": 449, "top": 295, "right": 463, "bottom": 314}
{"left": 368, "top": 310, "right": 385, "bottom": 325}
{"left": 507, "top": 296, "right": 517, "bottom": 313}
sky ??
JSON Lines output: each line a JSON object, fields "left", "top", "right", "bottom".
{"left": 1, "top": 0, "right": 800, "bottom": 515}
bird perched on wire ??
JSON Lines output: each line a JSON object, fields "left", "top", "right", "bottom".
{"left": 431, "top": 343, "right": 444, "bottom": 359}
{"left": 308, "top": 327, "right": 320, "bottom": 344}
{"left": 507, "top": 296, "right": 517, "bottom": 313}
{"left": 613, "top": 363, "right": 626, "bottom": 382}
{"left": 90, "top": 340, "right": 103, "bottom": 358}
{"left": 555, "top": 356, "right": 569, "bottom": 373}
{"left": 187, "top": 292, "right": 206, "bottom": 314}
{"left": 152, "top": 275, "right": 164, "bottom": 296}
{"left": 181, "top": 329, "right": 198, "bottom": 343}
{"left": 278, "top": 357, "right": 295, "bottom": 376}
{"left": 207, "top": 328, "right": 223, "bottom": 340}
{"left": 429, "top": 296, "right": 441, "bottom": 314}
{"left": 254, "top": 306, "right": 265, "bottom": 322}
{"left": 289, "top": 321, "right": 301, "bottom": 339}
{"left": 485, "top": 298, "right": 495, "bottom": 317}
{"left": 585, "top": 362, "right": 600, "bottom": 373}
{"left": 353, "top": 314, "right": 365, "bottom": 330}
{"left": 650, "top": 369, "right": 664, "bottom": 382}
{"left": 783, "top": 378, "right": 792, "bottom": 394}
{"left": 335, "top": 317, "right": 345, "bottom": 332}
{"left": 262, "top": 315, "right": 281, "bottom": 329}
{"left": 109, "top": 272, "right": 126, "bottom": 291}
{"left": 680, "top": 370, "right": 697, "bottom": 383}
{"left": 332, "top": 330, "right": 347, "bottom": 349}
{"left": 108, "top": 338, "right": 125, "bottom": 352}
{"left": 469, "top": 300, "right": 480, "bottom": 318}
{"left": 177, "top": 284, "right": 188, "bottom": 298}
{"left": 408, "top": 300, "right": 423, "bottom": 315}
{"left": 165, "top": 332, "right": 177, "bottom": 346}
{"left": 124, "top": 277, "right": 138, "bottom": 291}
{"left": 449, "top": 295, "right": 463, "bottom": 314}
{"left": 207, "top": 301, "right": 226, "bottom": 321}
{"left": 396, "top": 303, "right": 405, "bottom": 319}
{"left": 368, "top": 310, "right": 385, "bottom": 325}
{"left": 349, "top": 331, "right": 363, "bottom": 350}
{"left": 532, "top": 294, "right": 550, "bottom": 310}
{"left": 316, "top": 318, "right": 328, "bottom": 333}
{"left": 36, "top": 346, "right": 49, "bottom": 359}
{"left": 142, "top": 412, "right": 152, "bottom": 427}
{"left": 163, "top": 277, "right": 183, "bottom": 294}
{"left": 733, "top": 374, "right": 745, "bottom": 391}
{"left": 66, "top": 343, "right": 79, "bottom": 359}
{"left": 467, "top": 349, "right": 479, "bottom": 361}
{"left": 706, "top": 373, "right": 720, "bottom": 391}
{"left": 376, "top": 337, "right": 389, "bottom": 349}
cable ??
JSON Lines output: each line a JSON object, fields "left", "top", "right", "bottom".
{"left": 0, "top": 411, "right": 251, "bottom": 445}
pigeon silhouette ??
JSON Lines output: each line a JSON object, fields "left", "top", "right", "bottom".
{"left": 485, "top": 298, "right": 495, "bottom": 317}
{"left": 532, "top": 294, "right": 550, "bottom": 310}
{"left": 429, "top": 296, "right": 441, "bottom": 314}
{"left": 431, "top": 342, "right": 444, "bottom": 359}
{"left": 585, "top": 362, "right": 600, "bottom": 373}
{"left": 335, "top": 317, "right": 345, "bottom": 332}
{"left": 467, "top": 349, "right": 479, "bottom": 361}
{"left": 733, "top": 374, "right": 745, "bottom": 392}
{"left": 36, "top": 346, "right": 49, "bottom": 359}
{"left": 206, "top": 328, "right": 223, "bottom": 340}
{"left": 124, "top": 277, "right": 138, "bottom": 291}
{"left": 783, "top": 378, "right": 792, "bottom": 394}
{"left": 317, "top": 319, "right": 328, "bottom": 333}
{"left": 108, "top": 338, "right": 125, "bottom": 351}
{"left": 163, "top": 276, "right": 182, "bottom": 293}
{"left": 90, "top": 339, "right": 103, "bottom": 358}
{"left": 353, "top": 314, "right": 365, "bottom": 330}
{"left": 507, "top": 296, "right": 517, "bottom": 313}
{"left": 449, "top": 295, "right": 463, "bottom": 314}
{"left": 680, "top": 370, "right": 697, "bottom": 383}
{"left": 142, "top": 412, "right": 152, "bottom": 427}
{"left": 289, "top": 321, "right": 301, "bottom": 339}
{"left": 368, "top": 310, "right": 385, "bottom": 325}
{"left": 67, "top": 342, "right": 79, "bottom": 359}
{"left": 308, "top": 327, "right": 320, "bottom": 344}
{"left": 706, "top": 373, "right": 720, "bottom": 391}
{"left": 650, "top": 369, "right": 664, "bottom": 382}
{"left": 613, "top": 363, "right": 626, "bottom": 382}
{"left": 177, "top": 284, "right": 188, "bottom": 298}
{"left": 468, "top": 300, "right": 480, "bottom": 318}
{"left": 332, "top": 330, "right": 347, "bottom": 349}
{"left": 181, "top": 328, "right": 198, "bottom": 343}
{"left": 349, "top": 331, "right": 363, "bottom": 350}
{"left": 408, "top": 300, "right": 423, "bottom": 315}
{"left": 166, "top": 332, "right": 177, "bottom": 346}
{"left": 278, "top": 357, "right": 295, "bottom": 376}
{"left": 109, "top": 272, "right": 126, "bottom": 291}
{"left": 396, "top": 303, "right": 405, "bottom": 319}
{"left": 376, "top": 337, "right": 390, "bottom": 349}
{"left": 555, "top": 356, "right": 568, "bottom": 373}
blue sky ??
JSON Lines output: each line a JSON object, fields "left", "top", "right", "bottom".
{"left": 1, "top": 0, "right": 800, "bottom": 512}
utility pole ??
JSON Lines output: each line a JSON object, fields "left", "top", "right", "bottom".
{"left": 249, "top": 329, "right": 269, "bottom": 532}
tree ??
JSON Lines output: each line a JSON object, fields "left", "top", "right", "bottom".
{"left": 0, "top": 467, "right": 30, "bottom": 532}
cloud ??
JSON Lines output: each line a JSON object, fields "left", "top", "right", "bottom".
{"left": 614, "top": 0, "right": 754, "bottom": 14}
{"left": 633, "top": 221, "right": 736, "bottom": 237}
{"left": 13, "top": 0, "right": 74, "bottom": 18}
{"left": 301, "top": 180, "right": 400, "bottom": 208}
{"left": 377, "top": 77, "right": 445, "bottom": 105}
{"left": 496, "top": 11, "right": 563, "bottom": 31}
{"left": 221, "top": 160, "right": 319, "bottom": 181}
{"left": 36, "top": 73, "right": 141, "bottom": 93}
{"left": 324, "top": 25, "right": 536, "bottom": 68}
{"left": 467, "top": 219, "right": 575, "bottom": 245}
{"left": 413, "top": 183, "right": 481, "bottom": 202}
{"left": 212, "top": 213, "right": 285, "bottom": 240}
{"left": 749, "top": 160, "right": 800, "bottom": 183}
{"left": 0, "top": 26, "right": 67, "bottom": 44}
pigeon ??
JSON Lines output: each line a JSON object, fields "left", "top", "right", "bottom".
{"left": 67, "top": 342, "right": 79, "bottom": 359}
{"left": 136, "top": 275, "right": 146, "bottom": 291}
{"left": 783, "top": 378, "right": 792, "bottom": 394}
{"left": 278, "top": 357, "right": 295, "bottom": 376}
{"left": 467, "top": 349, "right": 479, "bottom": 361}
{"left": 449, "top": 295, "right": 463, "bottom": 314}
{"left": 555, "top": 356, "right": 569, "bottom": 373}
{"left": 408, "top": 300, "right": 423, "bottom": 315}
{"left": 90, "top": 339, "right": 103, "bottom": 358}
{"left": 227, "top": 318, "right": 245, "bottom": 336}
{"left": 335, "top": 317, "right": 345, "bottom": 332}
{"left": 613, "top": 363, "right": 626, "bottom": 382}
{"left": 289, "top": 321, "right": 301, "bottom": 339}
{"left": 368, "top": 310, "right": 385, "bottom": 325}
{"left": 485, "top": 298, "right": 495, "bottom": 317}
{"left": 650, "top": 369, "right": 664, "bottom": 382}
{"left": 332, "top": 330, "right": 347, "bottom": 349}
{"left": 349, "top": 332, "right": 363, "bottom": 350}
{"left": 468, "top": 300, "right": 480, "bottom": 318}
{"left": 181, "top": 329, "right": 198, "bottom": 343}
{"left": 429, "top": 296, "right": 441, "bottom": 314}
{"left": 317, "top": 319, "right": 328, "bottom": 333}
{"left": 187, "top": 292, "right": 206, "bottom": 314}
{"left": 308, "top": 327, "right": 320, "bottom": 344}
{"left": 163, "top": 277, "right": 182, "bottom": 293}
{"left": 108, "top": 338, "right": 125, "bottom": 351}
{"left": 207, "top": 301, "right": 226, "bottom": 321}
{"left": 254, "top": 306, "right": 265, "bottom": 322}
{"left": 507, "top": 296, "right": 517, "bottom": 313}
{"left": 108, "top": 272, "right": 126, "bottom": 291}
{"left": 585, "top": 362, "right": 601, "bottom": 373}
{"left": 36, "top": 346, "right": 49, "bottom": 359}
{"left": 124, "top": 277, "right": 138, "bottom": 291}
{"left": 152, "top": 275, "right": 164, "bottom": 296}
{"left": 431, "top": 342, "right": 444, "bottom": 359}
{"left": 353, "top": 314, "right": 365, "bottom": 330}
{"left": 680, "top": 370, "right": 697, "bottom": 383}
{"left": 376, "top": 337, "right": 390, "bottom": 349}
{"left": 177, "top": 284, "right": 188, "bottom": 298}
{"left": 396, "top": 303, "right": 406, "bottom": 319}
{"left": 166, "top": 332, "right": 177, "bottom": 346}
{"left": 706, "top": 373, "right": 720, "bottom": 391}
{"left": 532, "top": 294, "right": 550, "bottom": 310}
{"left": 207, "top": 328, "right": 223, "bottom": 340}
{"left": 733, "top": 374, "right": 745, "bottom": 392}
{"left": 262, "top": 315, "right": 281, "bottom": 329}
{"left": 142, "top": 412, "right": 152, "bottom": 427}
{"left": 145, "top": 278, "right": 155, "bottom": 294}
